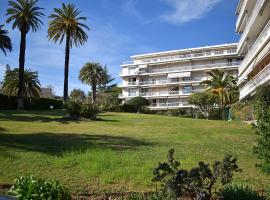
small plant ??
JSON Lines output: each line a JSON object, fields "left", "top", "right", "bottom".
{"left": 219, "top": 185, "right": 265, "bottom": 200}
{"left": 65, "top": 100, "right": 81, "bottom": 118}
{"left": 80, "top": 100, "right": 99, "bottom": 119}
{"left": 152, "top": 149, "right": 241, "bottom": 200}
{"left": 9, "top": 175, "right": 71, "bottom": 200}
{"left": 125, "top": 193, "right": 163, "bottom": 200}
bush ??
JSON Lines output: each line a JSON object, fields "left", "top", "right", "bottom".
{"left": 253, "top": 85, "right": 270, "bottom": 170}
{"left": 101, "top": 92, "right": 121, "bottom": 112}
{"left": 64, "top": 100, "right": 81, "bottom": 118}
{"left": 80, "top": 101, "right": 99, "bottom": 119}
{"left": 0, "top": 94, "right": 63, "bottom": 110}
{"left": 127, "top": 97, "right": 149, "bottom": 113}
{"left": 120, "top": 103, "right": 137, "bottom": 113}
{"left": 126, "top": 193, "right": 163, "bottom": 200}
{"left": 152, "top": 149, "right": 241, "bottom": 200}
{"left": 219, "top": 185, "right": 265, "bottom": 200}
{"left": 231, "top": 102, "right": 255, "bottom": 121}
{"left": 9, "top": 175, "right": 71, "bottom": 200}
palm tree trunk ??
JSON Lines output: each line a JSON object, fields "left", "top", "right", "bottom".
{"left": 63, "top": 31, "right": 70, "bottom": 103}
{"left": 17, "top": 28, "right": 27, "bottom": 110}
{"left": 92, "top": 83, "right": 96, "bottom": 103}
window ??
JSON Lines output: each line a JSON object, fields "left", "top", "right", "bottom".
{"left": 183, "top": 86, "right": 192, "bottom": 94}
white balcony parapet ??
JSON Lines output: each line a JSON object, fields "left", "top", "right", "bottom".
{"left": 236, "top": 0, "right": 248, "bottom": 32}
{"left": 240, "top": 63, "right": 270, "bottom": 100}
{"left": 150, "top": 102, "right": 190, "bottom": 108}
{"left": 121, "top": 50, "right": 237, "bottom": 66}
{"left": 238, "top": 0, "right": 266, "bottom": 52}
{"left": 238, "top": 20, "right": 270, "bottom": 84}
{"left": 120, "top": 62, "right": 240, "bottom": 77}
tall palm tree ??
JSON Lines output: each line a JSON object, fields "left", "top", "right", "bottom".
{"left": 2, "top": 68, "right": 41, "bottom": 99}
{"left": 6, "top": 0, "right": 44, "bottom": 109}
{"left": 79, "top": 62, "right": 105, "bottom": 103}
{"left": 0, "top": 25, "right": 12, "bottom": 55}
{"left": 201, "top": 69, "right": 238, "bottom": 108}
{"left": 48, "top": 3, "right": 89, "bottom": 103}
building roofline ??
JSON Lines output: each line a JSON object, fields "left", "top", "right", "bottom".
{"left": 130, "top": 43, "right": 238, "bottom": 59}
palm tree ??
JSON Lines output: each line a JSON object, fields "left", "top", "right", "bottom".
{"left": 201, "top": 69, "right": 238, "bottom": 108}
{"left": 79, "top": 62, "right": 105, "bottom": 103}
{"left": 2, "top": 68, "right": 41, "bottom": 100}
{"left": 6, "top": 0, "right": 44, "bottom": 109}
{"left": 48, "top": 3, "right": 89, "bottom": 103}
{"left": 0, "top": 25, "right": 12, "bottom": 55}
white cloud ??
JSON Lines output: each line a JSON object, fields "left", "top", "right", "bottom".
{"left": 121, "top": 0, "right": 153, "bottom": 24}
{"left": 161, "top": 0, "right": 222, "bottom": 25}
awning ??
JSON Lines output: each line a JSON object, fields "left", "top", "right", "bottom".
{"left": 168, "top": 72, "right": 191, "bottom": 78}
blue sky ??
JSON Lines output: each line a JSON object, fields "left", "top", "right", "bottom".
{"left": 0, "top": 0, "right": 239, "bottom": 96}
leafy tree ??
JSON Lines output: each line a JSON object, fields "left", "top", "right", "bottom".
{"left": 188, "top": 92, "right": 218, "bottom": 119}
{"left": 69, "top": 88, "right": 86, "bottom": 103}
{"left": 48, "top": 3, "right": 89, "bottom": 103}
{"left": 253, "top": 85, "right": 270, "bottom": 170}
{"left": 127, "top": 96, "right": 149, "bottom": 113}
{"left": 201, "top": 69, "right": 238, "bottom": 109}
{"left": 0, "top": 24, "right": 12, "bottom": 55}
{"left": 79, "top": 62, "right": 106, "bottom": 103}
{"left": 102, "top": 92, "right": 121, "bottom": 112}
{"left": 97, "top": 65, "right": 116, "bottom": 92}
{"left": 6, "top": 0, "right": 44, "bottom": 109}
{"left": 2, "top": 68, "right": 41, "bottom": 100}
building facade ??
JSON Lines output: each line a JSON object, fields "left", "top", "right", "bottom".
{"left": 236, "top": 0, "right": 270, "bottom": 100}
{"left": 119, "top": 44, "right": 240, "bottom": 110}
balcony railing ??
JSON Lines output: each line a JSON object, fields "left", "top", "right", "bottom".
{"left": 150, "top": 102, "right": 190, "bottom": 108}
{"left": 122, "top": 49, "right": 237, "bottom": 66}
{"left": 236, "top": 0, "right": 248, "bottom": 31}
{"left": 240, "top": 63, "right": 270, "bottom": 100}
{"left": 238, "top": 0, "right": 266, "bottom": 51}
{"left": 135, "top": 62, "right": 240, "bottom": 75}
{"left": 238, "top": 20, "right": 270, "bottom": 83}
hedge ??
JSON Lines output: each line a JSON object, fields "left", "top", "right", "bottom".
{"left": 0, "top": 94, "right": 63, "bottom": 110}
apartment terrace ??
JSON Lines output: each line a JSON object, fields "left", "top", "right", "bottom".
{"left": 121, "top": 46, "right": 237, "bottom": 67}
{"left": 120, "top": 61, "right": 240, "bottom": 77}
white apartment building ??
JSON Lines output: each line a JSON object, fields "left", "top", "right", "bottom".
{"left": 236, "top": 0, "right": 270, "bottom": 100}
{"left": 119, "top": 44, "right": 241, "bottom": 110}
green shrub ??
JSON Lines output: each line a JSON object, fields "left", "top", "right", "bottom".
{"left": 64, "top": 100, "right": 81, "bottom": 118}
{"left": 125, "top": 193, "right": 163, "bottom": 200}
{"left": 253, "top": 85, "right": 270, "bottom": 170}
{"left": 101, "top": 92, "right": 121, "bottom": 112}
{"left": 120, "top": 103, "right": 137, "bottom": 113}
{"left": 0, "top": 94, "right": 63, "bottom": 110}
{"left": 231, "top": 102, "right": 255, "bottom": 121}
{"left": 80, "top": 101, "right": 99, "bottom": 119}
{"left": 219, "top": 185, "right": 265, "bottom": 200}
{"left": 127, "top": 97, "right": 149, "bottom": 113}
{"left": 152, "top": 149, "right": 241, "bottom": 200}
{"left": 9, "top": 175, "right": 71, "bottom": 200}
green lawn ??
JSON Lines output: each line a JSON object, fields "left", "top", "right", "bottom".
{"left": 0, "top": 110, "right": 269, "bottom": 194}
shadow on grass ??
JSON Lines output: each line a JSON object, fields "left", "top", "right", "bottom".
{"left": 0, "top": 132, "right": 153, "bottom": 156}
{"left": 0, "top": 111, "right": 119, "bottom": 123}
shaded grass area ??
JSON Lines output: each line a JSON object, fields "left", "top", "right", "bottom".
{"left": 0, "top": 110, "right": 269, "bottom": 194}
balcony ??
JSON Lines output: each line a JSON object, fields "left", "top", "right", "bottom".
{"left": 238, "top": 0, "right": 267, "bottom": 52}
{"left": 149, "top": 102, "right": 190, "bottom": 109}
{"left": 132, "top": 62, "right": 240, "bottom": 76}
{"left": 239, "top": 63, "right": 270, "bottom": 100}
{"left": 236, "top": 0, "right": 248, "bottom": 32}
{"left": 121, "top": 49, "right": 237, "bottom": 66}
{"left": 238, "top": 20, "right": 270, "bottom": 84}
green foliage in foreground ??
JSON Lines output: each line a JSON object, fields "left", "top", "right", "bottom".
{"left": 9, "top": 175, "right": 71, "bottom": 200}
{"left": 219, "top": 185, "right": 266, "bottom": 200}
{"left": 0, "top": 111, "right": 269, "bottom": 193}
{"left": 253, "top": 86, "right": 270, "bottom": 171}
{"left": 152, "top": 149, "right": 241, "bottom": 200}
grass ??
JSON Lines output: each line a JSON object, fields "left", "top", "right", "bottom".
{"left": 0, "top": 110, "right": 269, "bottom": 194}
